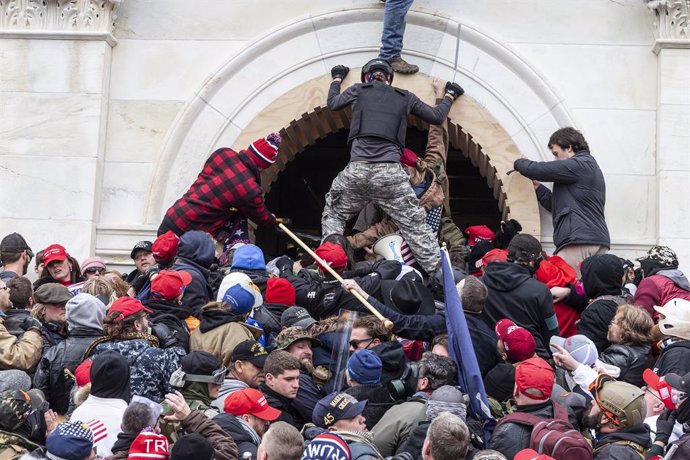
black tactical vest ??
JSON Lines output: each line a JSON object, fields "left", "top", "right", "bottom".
{"left": 348, "top": 82, "right": 409, "bottom": 147}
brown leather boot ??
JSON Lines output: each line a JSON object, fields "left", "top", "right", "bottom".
{"left": 389, "top": 57, "right": 419, "bottom": 74}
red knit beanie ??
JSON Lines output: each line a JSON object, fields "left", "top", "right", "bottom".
{"left": 74, "top": 360, "right": 93, "bottom": 387}
{"left": 128, "top": 431, "right": 169, "bottom": 460}
{"left": 248, "top": 132, "right": 281, "bottom": 169}
{"left": 314, "top": 242, "right": 348, "bottom": 272}
{"left": 400, "top": 148, "right": 418, "bottom": 168}
{"left": 264, "top": 278, "right": 296, "bottom": 306}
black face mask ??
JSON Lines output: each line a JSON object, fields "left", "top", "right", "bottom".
{"left": 676, "top": 398, "right": 690, "bottom": 424}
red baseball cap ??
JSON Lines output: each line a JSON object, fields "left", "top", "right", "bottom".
{"left": 74, "top": 360, "right": 93, "bottom": 387}
{"left": 151, "top": 270, "right": 192, "bottom": 301}
{"left": 515, "top": 357, "right": 554, "bottom": 400}
{"left": 314, "top": 242, "right": 348, "bottom": 271}
{"left": 264, "top": 277, "right": 296, "bottom": 306}
{"left": 224, "top": 388, "right": 282, "bottom": 421}
{"left": 107, "top": 297, "right": 152, "bottom": 322}
{"left": 481, "top": 248, "right": 508, "bottom": 267}
{"left": 514, "top": 449, "right": 555, "bottom": 460}
{"left": 43, "top": 244, "right": 69, "bottom": 265}
{"left": 152, "top": 231, "right": 180, "bottom": 263}
{"left": 495, "top": 319, "right": 536, "bottom": 362}
{"left": 465, "top": 225, "right": 496, "bottom": 246}
{"left": 400, "top": 148, "right": 418, "bottom": 168}
{"left": 643, "top": 368, "right": 678, "bottom": 410}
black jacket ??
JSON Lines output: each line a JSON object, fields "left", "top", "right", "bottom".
{"left": 599, "top": 343, "right": 652, "bottom": 387}
{"left": 345, "top": 383, "right": 398, "bottom": 430}
{"left": 514, "top": 150, "right": 610, "bottom": 250}
{"left": 259, "top": 383, "right": 305, "bottom": 429}
{"left": 172, "top": 257, "right": 214, "bottom": 317}
{"left": 213, "top": 413, "right": 259, "bottom": 458}
{"left": 281, "top": 260, "right": 401, "bottom": 319}
{"left": 576, "top": 254, "right": 627, "bottom": 352}
{"left": 654, "top": 340, "right": 690, "bottom": 376}
{"left": 292, "top": 369, "right": 325, "bottom": 426}
{"left": 593, "top": 424, "right": 651, "bottom": 459}
{"left": 481, "top": 262, "right": 558, "bottom": 358}
{"left": 33, "top": 327, "right": 102, "bottom": 414}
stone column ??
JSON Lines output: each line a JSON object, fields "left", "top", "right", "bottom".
{"left": 0, "top": 0, "right": 120, "bottom": 260}
{"left": 646, "top": 1, "right": 690, "bottom": 271}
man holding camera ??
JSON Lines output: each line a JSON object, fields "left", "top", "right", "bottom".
{"left": 322, "top": 58, "right": 464, "bottom": 276}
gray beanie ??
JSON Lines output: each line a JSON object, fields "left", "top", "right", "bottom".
{"left": 66, "top": 293, "right": 106, "bottom": 332}
{"left": 0, "top": 370, "right": 31, "bottom": 393}
{"left": 426, "top": 385, "right": 467, "bottom": 421}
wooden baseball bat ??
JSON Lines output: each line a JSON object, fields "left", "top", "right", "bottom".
{"left": 277, "top": 223, "right": 394, "bottom": 331}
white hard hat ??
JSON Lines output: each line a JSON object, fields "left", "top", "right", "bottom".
{"left": 655, "top": 298, "right": 690, "bottom": 340}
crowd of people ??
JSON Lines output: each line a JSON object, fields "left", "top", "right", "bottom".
{"left": 3, "top": 9, "right": 690, "bottom": 460}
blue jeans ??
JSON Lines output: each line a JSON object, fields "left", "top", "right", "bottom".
{"left": 378, "top": 0, "right": 414, "bottom": 60}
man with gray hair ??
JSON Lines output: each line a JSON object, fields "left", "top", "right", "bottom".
{"left": 256, "top": 421, "right": 303, "bottom": 460}
{"left": 423, "top": 412, "right": 471, "bottom": 460}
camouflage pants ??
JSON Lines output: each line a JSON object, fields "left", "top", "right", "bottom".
{"left": 321, "top": 162, "right": 440, "bottom": 273}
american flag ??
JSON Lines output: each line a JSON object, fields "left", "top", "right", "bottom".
{"left": 86, "top": 419, "right": 108, "bottom": 445}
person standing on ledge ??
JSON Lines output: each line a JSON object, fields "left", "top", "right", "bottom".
{"left": 513, "top": 127, "right": 610, "bottom": 277}
{"left": 322, "top": 59, "right": 463, "bottom": 276}
{"left": 379, "top": 0, "right": 418, "bottom": 74}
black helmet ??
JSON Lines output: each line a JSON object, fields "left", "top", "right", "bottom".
{"left": 361, "top": 58, "right": 393, "bottom": 83}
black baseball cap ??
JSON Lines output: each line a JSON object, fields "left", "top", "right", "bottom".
{"left": 231, "top": 340, "right": 268, "bottom": 368}
{"left": 130, "top": 241, "right": 153, "bottom": 259}
{"left": 312, "top": 392, "right": 367, "bottom": 428}
{"left": 0, "top": 233, "right": 33, "bottom": 258}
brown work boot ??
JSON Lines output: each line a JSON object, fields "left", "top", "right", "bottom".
{"left": 389, "top": 57, "right": 419, "bottom": 74}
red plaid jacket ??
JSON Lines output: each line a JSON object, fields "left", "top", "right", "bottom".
{"left": 164, "top": 147, "right": 276, "bottom": 236}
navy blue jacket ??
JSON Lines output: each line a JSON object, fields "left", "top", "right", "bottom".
{"left": 514, "top": 150, "right": 610, "bottom": 250}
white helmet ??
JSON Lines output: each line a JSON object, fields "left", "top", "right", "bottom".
{"left": 655, "top": 298, "right": 690, "bottom": 340}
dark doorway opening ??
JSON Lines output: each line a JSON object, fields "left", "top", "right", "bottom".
{"left": 257, "top": 127, "right": 502, "bottom": 255}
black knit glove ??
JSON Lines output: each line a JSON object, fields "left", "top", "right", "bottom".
{"left": 444, "top": 81, "right": 464, "bottom": 100}
{"left": 20, "top": 316, "right": 43, "bottom": 333}
{"left": 655, "top": 409, "right": 677, "bottom": 444}
{"left": 331, "top": 65, "right": 350, "bottom": 80}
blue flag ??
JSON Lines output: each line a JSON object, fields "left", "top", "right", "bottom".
{"left": 441, "top": 248, "right": 495, "bottom": 444}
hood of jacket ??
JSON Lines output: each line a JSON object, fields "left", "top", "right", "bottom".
{"left": 90, "top": 349, "right": 131, "bottom": 402}
{"left": 111, "top": 432, "right": 137, "bottom": 454}
{"left": 145, "top": 298, "right": 191, "bottom": 320}
{"left": 177, "top": 230, "right": 216, "bottom": 268}
{"left": 481, "top": 262, "right": 533, "bottom": 292}
{"left": 66, "top": 293, "right": 106, "bottom": 332}
{"left": 198, "top": 306, "right": 244, "bottom": 333}
{"left": 595, "top": 423, "right": 651, "bottom": 450}
{"left": 213, "top": 413, "right": 259, "bottom": 446}
{"left": 656, "top": 269, "right": 690, "bottom": 291}
{"left": 371, "top": 340, "right": 406, "bottom": 377}
{"left": 581, "top": 254, "right": 624, "bottom": 298}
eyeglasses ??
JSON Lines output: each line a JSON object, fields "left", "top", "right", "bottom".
{"left": 349, "top": 338, "right": 374, "bottom": 349}
{"left": 84, "top": 267, "right": 105, "bottom": 275}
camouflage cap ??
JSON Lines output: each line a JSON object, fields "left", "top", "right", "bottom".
{"left": 0, "top": 389, "right": 47, "bottom": 430}
{"left": 275, "top": 326, "right": 321, "bottom": 351}
{"left": 637, "top": 245, "right": 678, "bottom": 267}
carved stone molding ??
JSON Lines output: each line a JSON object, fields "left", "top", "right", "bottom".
{"left": 647, "top": 0, "right": 690, "bottom": 52}
{"left": 0, "top": 0, "right": 121, "bottom": 45}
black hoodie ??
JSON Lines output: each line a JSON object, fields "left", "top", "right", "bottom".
{"left": 576, "top": 254, "right": 626, "bottom": 352}
{"left": 481, "top": 262, "right": 558, "bottom": 358}
{"left": 371, "top": 340, "right": 406, "bottom": 383}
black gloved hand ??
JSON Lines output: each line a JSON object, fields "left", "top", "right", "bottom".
{"left": 151, "top": 323, "right": 178, "bottom": 349}
{"left": 655, "top": 408, "right": 677, "bottom": 444}
{"left": 444, "top": 81, "right": 465, "bottom": 100}
{"left": 274, "top": 255, "right": 294, "bottom": 273}
{"left": 331, "top": 65, "right": 350, "bottom": 80}
{"left": 20, "top": 316, "right": 43, "bottom": 333}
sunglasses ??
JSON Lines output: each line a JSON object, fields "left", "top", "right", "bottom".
{"left": 84, "top": 267, "right": 105, "bottom": 275}
{"left": 349, "top": 338, "right": 374, "bottom": 349}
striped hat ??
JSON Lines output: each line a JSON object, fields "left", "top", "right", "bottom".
{"left": 248, "top": 132, "right": 281, "bottom": 169}
{"left": 128, "top": 431, "right": 170, "bottom": 460}
{"left": 302, "top": 432, "right": 351, "bottom": 460}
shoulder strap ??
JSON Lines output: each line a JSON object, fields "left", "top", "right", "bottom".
{"left": 551, "top": 402, "right": 570, "bottom": 422}
{"left": 495, "top": 411, "right": 544, "bottom": 429}
{"left": 592, "top": 440, "right": 645, "bottom": 459}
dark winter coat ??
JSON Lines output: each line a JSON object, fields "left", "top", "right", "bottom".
{"left": 213, "top": 413, "right": 259, "bottom": 459}
{"left": 599, "top": 343, "right": 652, "bottom": 387}
{"left": 489, "top": 401, "right": 564, "bottom": 459}
{"left": 345, "top": 383, "right": 397, "bottom": 430}
{"left": 634, "top": 270, "right": 690, "bottom": 319}
{"left": 172, "top": 232, "right": 216, "bottom": 316}
{"left": 576, "top": 254, "right": 627, "bottom": 352}
{"left": 481, "top": 262, "right": 558, "bottom": 359}
{"left": 514, "top": 150, "right": 610, "bottom": 250}
{"left": 281, "top": 260, "right": 401, "bottom": 320}
{"left": 32, "top": 327, "right": 102, "bottom": 414}
{"left": 592, "top": 424, "right": 651, "bottom": 459}
{"left": 259, "top": 383, "right": 305, "bottom": 429}
{"left": 654, "top": 340, "right": 690, "bottom": 376}
{"left": 292, "top": 369, "right": 325, "bottom": 426}
{"left": 2, "top": 309, "right": 30, "bottom": 337}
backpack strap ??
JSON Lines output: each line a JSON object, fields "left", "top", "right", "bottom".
{"left": 551, "top": 402, "right": 570, "bottom": 422}
{"left": 494, "top": 411, "right": 544, "bottom": 429}
{"left": 592, "top": 440, "right": 646, "bottom": 459}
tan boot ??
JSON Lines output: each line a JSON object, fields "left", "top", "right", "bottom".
{"left": 389, "top": 57, "right": 419, "bottom": 74}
